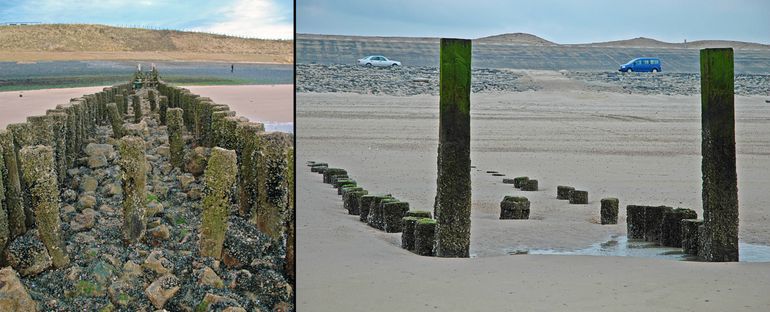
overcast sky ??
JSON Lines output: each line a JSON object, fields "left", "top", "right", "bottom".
{"left": 298, "top": 0, "right": 770, "bottom": 44}
{"left": 0, "top": 0, "right": 293, "bottom": 39}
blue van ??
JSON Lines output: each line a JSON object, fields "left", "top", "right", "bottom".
{"left": 619, "top": 57, "right": 662, "bottom": 72}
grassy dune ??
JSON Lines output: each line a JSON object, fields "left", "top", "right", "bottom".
{"left": 0, "top": 24, "right": 293, "bottom": 63}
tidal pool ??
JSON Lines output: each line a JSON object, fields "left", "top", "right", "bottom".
{"left": 524, "top": 235, "right": 770, "bottom": 262}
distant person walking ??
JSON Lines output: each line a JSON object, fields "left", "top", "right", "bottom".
{"left": 231, "top": 64, "right": 234, "bottom": 73}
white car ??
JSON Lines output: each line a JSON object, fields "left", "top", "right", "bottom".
{"left": 357, "top": 55, "right": 401, "bottom": 67}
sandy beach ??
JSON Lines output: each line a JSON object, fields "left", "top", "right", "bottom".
{"left": 296, "top": 70, "right": 770, "bottom": 310}
{"left": 1, "top": 84, "right": 293, "bottom": 130}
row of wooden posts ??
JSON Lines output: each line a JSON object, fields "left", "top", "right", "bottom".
{"left": 0, "top": 77, "right": 296, "bottom": 279}
{"left": 307, "top": 162, "right": 438, "bottom": 256}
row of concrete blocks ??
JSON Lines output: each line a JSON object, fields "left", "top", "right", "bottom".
{"left": 308, "top": 162, "right": 440, "bottom": 256}
{"left": 626, "top": 205, "right": 698, "bottom": 249}
{"left": 0, "top": 82, "right": 138, "bottom": 266}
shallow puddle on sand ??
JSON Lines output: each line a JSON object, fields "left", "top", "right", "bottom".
{"left": 520, "top": 236, "right": 770, "bottom": 262}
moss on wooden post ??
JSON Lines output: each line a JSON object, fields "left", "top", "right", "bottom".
{"left": 200, "top": 147, "right": 237, "bottom": 259}
{"left": 107, "top": 103, "right": 124, "bottom": 138}
{"left": 118, "top": 136, "right": 147, "bottom": 244}
{"left": 0, "top": 130, "right": 25, "bottom": 237}
{"left": 236, "top": 123, "right": 263, "bottom": 218}
{"left": 115, "top": 94, "right": 125, "bottom": 115}
{"left": 434, "top": 38, "right": 472, "bottom": 258}
{"left": 45, "top": 111, "right": 68, "bottom": 188}
{"left": 167, "top": 108, "right": 185, "bottom": 168}
{"left": 159, "top": 95, "right": 169, "bottom": 125}
{"left": 8, "top": 123, "right": 35, "bottom": 229}
{"left": 0, "top": 149, "right": 7, "bottom": 257}
{"left": 700, "top": 48, "right": 738, "bottom": 262}
{"left": 148, "top": 90, "right": 157, "bottom": 112}
{"left": 132, "top": 94, "right": 142, "bottom": 123}
{"left": 254, "top": 132, "right": 291, "bottom": 241}
{"left": 19, "top": 145, "right": 69, "bottom": 268}
{"left": 285, "top": 147, "right": 295, "bottom": 282}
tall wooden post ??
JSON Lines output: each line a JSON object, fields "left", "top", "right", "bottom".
{"left": 700, "top": 48, "right": 738, "bottom": 262}
{"left": 434, "top": 38, "right": 472, "bottom": 258}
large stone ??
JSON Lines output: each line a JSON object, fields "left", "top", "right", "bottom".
{"left": 184, "top": 146, "right": 210, "bottom": 177}
{"left": 145, "top": 274, "right": 180, "bottom": 309}
{"left": 0, "top": 267, "right": 37, "bottom": 312}
{"left": 84, "top": 143, "right": 116, "bottom": 159}
{"left": 4, "top": 230, "right": 52, "bottom": 276}
{"left": 198, "top": 266, "right": 224, "bottom": 288}
{"left": 80, "top": 175, "right": 98, "bottom": 192}
{"left": 70, "top": 208, "right": 96, "bottom": 232}
{"left": 222, "top": 216, "right": 275, "bottom": 270}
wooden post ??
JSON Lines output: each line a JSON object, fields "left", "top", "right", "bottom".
{"left": 167, "top": 108, "right": 185, "bottom": 169}
{"left": 700, "top": 48, "right": 738, "bottom": 262}
{"left": 19, "top": 145, "right": 69, "bottom": 268}
{"left": 118, "top": 136, "right": 147, "bottom": 244}
{"left": 200, "top": 147, "right": 237, "bottom": 259}
{"left": 434, "top": 38, "right": 472, "bottom": 258}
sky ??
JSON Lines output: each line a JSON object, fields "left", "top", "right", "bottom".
{"left": 297, "top": 0, "right": 770, "bottom": 44}
{"left": 0, "top": 0, "right": 293, "bottom": 39}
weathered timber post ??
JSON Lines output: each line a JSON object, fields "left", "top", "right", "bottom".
{"left": 159, "top": 96, "right": 168, "bottom": 125}
{"left": 0, "top": 130, "right": 25, "bottom": 237}
{"left": 200, "top": 147, "right": 237, "bottom": 259}
{"left": 255, "top": 132, "right": 292, "bottom": 241}
{"left": 132, "top": 94, "right": 142, "bottom": 123}
{"left": 237, "top": 122, "right": 263, "bottom": 218}
{"left": 19, "top": 145, "right": 69, "bottom": 268}
{"left": 167, "top": 108, "right": 185, "bottom": 168}
{"left": 118, "top": 136, "right": 147, "bottom": 244}
{"left": 285, "top": 147, "right": 295, "bottom": 282}
{"left": 8, "top": 123, "right": 35, "bottom": 228}
{"left": 45, "top": 111, "right": 68, "bottom": 188}
{"left": 0, "top": 150, "right": 7, "bottom": 257}
{"left": 148, "top": 90, "right": 157, "bottom": 112}
{"left": 433, "top": 38, "right": 472, "bottom": 258}
{"left": 107, "top": 103, "right": 124, "bottom": 138}
{"left": 700, "top": 48, "right": 738, "bottom": 262}
{"left": 115, "top": 94, "right": 125, "bottom": 115}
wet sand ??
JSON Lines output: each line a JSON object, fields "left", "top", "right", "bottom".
{"left": 297, "top": 72, "right": 770, "bottom": 310}
{"left": 0, "top": 84, "right": 293, "bottom": 129}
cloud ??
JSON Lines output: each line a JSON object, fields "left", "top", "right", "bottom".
{"left": 0, "top": 0, "right": 294, "bottom": 40}
{"left": 192, "top": 0, "right": 293, "bottom": 40}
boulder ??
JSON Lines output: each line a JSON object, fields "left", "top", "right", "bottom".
{"left": 0, "top": 267, "right": 37, "bottom": 312}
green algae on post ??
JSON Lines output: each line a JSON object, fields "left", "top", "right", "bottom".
{"left": 700, "top": 48, "right": 738, "bottom": 262}
{"left": 118, "top": 136, "right": 147, "bottom": 245}
{"left": 107, "top": 103, "right": 124, "bottom": 138}
{"left": 166, "top": 108, "right": 185, "bottom": 169}
{"left": 434, "top": 38, "right": 472, "bottom": 258}
{"left": 0, "top": 130, "right": 25, "bottom": 237}
{"left": 200, "top": 147, "right": 237, "bottom": 259}
{"left": 19, "top": 145, "right": 69, "bottom": 268}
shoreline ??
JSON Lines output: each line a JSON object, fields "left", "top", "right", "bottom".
{"left": 0, "top": 84, "right": 293, "bottom": 130}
